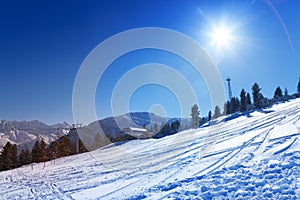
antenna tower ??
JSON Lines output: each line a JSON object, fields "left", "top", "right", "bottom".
{"left": 226, "top": 77, "right": 233, "bottom": 100}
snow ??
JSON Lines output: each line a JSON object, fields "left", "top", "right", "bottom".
{"left": 0, "top": 99, "right": 299, "bottom": 199}
{"left": 127, "top": 127, "right": 148, "bottom": 132}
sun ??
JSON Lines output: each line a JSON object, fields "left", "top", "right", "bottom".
{"left": 209, "top": 25, "right": 233, "bottom": 49}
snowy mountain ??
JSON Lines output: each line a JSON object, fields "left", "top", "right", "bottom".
{"left": 0, "top": 113, "right": 189, "bottom": 152}
{"left": 0, "top": 99, "right": 299, "bottom": 199}
{"left": 0, "top": 120, "right": 70, "bottom": 150}
{"left": 77, "top": 112, "right": 192, "bottom": 149}
{"left": 88, "top": 112, "right": 191, "bottom": 130}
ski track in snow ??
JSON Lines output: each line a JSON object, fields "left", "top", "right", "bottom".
{"left": 0, "top": 99, "right": 299, "bottom": 199}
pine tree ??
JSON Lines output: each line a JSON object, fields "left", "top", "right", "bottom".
{"left": 297, "top": 78, "right": 300, "bottom": 94}
{"left": 11, "top": 144, "right": 17, "bottom": 169}
{"left": 213, "top": 106, "right": 222, "bottom": 119}
{"left": 208, "top": 111, "right": 212, "bottom": 121}
{"left": 240, "top": 89, "right": 247, "bottom": 112}
{"left": 229, "top": 97, "right": 240, "bottom": 113}
{"left": 18, "top": 148, "right": 32, "bottom": 166}
{"left": 191, "top": 104, "right": 200, "bottom": 128}
{"left": 246, "top": 93, "right": 252, "bottom": 110}
{"left": 0, "top": 142, "right": 18, "bottom": 170}
{"left": 31, "top": 140, "right": 41, "bottom": 163}
{"left": 224, "top": 101, "right": 231, "bottom": 115}
{"left": 48, "top": 140, "right": 60, "bottom": 160}
{"left": 39, "top": 139, "right": 48, "bottom": 162}
{"left": 59, "top": 136, "right": 73, "bottom": 157}
{"left": 284, "top": 87, "right": 288, "bottom": 97}
{"left": 24, "top": 148, "right": 32, "bottom": 164}
{"left": 18, "top": 149, "right": 26, "bottom": 166}
{"left": 252, "top": 83, "right": 262, "bottom": 109}
{"left": 153, "top": 123, "right": 158, "bottom": 134}
{"left": 274, "top": 86, "right": 283, "bottom": 100}
{"left": 170, "top": 120, "right": 180, "bottom": 134}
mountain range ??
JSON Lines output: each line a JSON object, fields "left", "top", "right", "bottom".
{"left": 0, "top": 112, "right": 192, "bottom": 151}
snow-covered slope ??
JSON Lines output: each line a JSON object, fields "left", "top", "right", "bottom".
{"left": 0, "top": 99, "right": 299, "bottom": 199}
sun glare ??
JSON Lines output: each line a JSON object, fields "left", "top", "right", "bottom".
{"left": 210, "top": 25, "right": 233, "bottom": 49}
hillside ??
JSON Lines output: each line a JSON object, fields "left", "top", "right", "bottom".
{"left": 0, "top": 120, "right": 70, "bottom": 151}
{"left": 0, "top": 113, "right": 190, "bottom": 151}
{"left": 0, "top": 99, "right": 299, "bottom": 199}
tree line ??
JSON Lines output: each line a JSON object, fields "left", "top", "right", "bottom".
{"left": 0, "top": 134, "right": 88, "bottom": 171}
{"left": 191, "top": 78, "right": 300, "bottom": 128}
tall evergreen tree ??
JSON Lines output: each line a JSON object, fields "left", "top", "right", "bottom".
{"left": 59, "top": 136, "right": 73, "bottom": 157}
{"left": 224, "top": 101, "right": 230, "bottom": 115}
{"left": 170, "top": 120, "right": 180, "bottom": 134}
{"left": 240, "top": 89, "right": 247, "bottom": 112}
{"left": 213, "top": 105, "right": 222, "bottom": 119}
{"left": 18, "top": 148, "right": 32, "bottom": 166}
{"left": 208, "top": 110, "right": 212, "bottom": 121}
{"left": 229, "top": 97, "right": 240, "bottom": 113}
{"left": 246, "top": 93, "right": 251, "bottom": 105}
{"left": 191, "top": 104, "right": 200, "bottom": 128}
{"left": 39, "top": 139, "right": 48, "bottom": 162}
{"left": 297, "top": 78, "right": 300, "bottom": 94}
{"left": 31, "top": 140, "right": 41, "bottom": 163}
{"left": 274, "top": 86, "right": 283, "bottom": 100}
{"left": 0, "top": 142, "right": 17, "bottom": 170}
{"left": 252, "top": 83, "right": 262, "bottom": 109}
{"left": 48, "top": 140, "right": 60, "bottom": 160}
{"left": 284, "top": 87, "right": 288, "bottom": 97}
{"left": 11, "top": 144, "right": 17, "bottom": 169}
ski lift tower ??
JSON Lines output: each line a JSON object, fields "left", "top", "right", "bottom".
{"left": 226, "top": 77, "right": 233, "bottom": 100}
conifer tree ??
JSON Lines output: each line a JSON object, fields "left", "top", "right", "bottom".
{"left": 31, "top": 140, "right": 41, "bottom": 163}
{"left": 39, "top": 139, "right": 48, "bottom": 162}
{"left": 0, "top": 142, "right": 18, "bottom": 170}
{"left": 153, "top": 123, "right": 159, "bottom": 134}
{"left": 208, "top": 111, "right": 212, "bottom": 121}
{"left": 24, "top": 148, "right": 32, "bottom": 165}
{"left": 246, "top": 93, "right": 252, "bottom": 110}
{"left": 229, "top": 97, "right": 240, "bottom": 113}
{"left": 48, "top": 140, "right": 60, "bottom": 160}
{"left": 274, "top": 86, "right": 283, "bottom": 100}
{"left": 11, "top": 144, "right": 18, "bottom": 169}
{"left": 284, "top": 87, "right": 288, "bottom": 97}
{"left": 18, "top": 148, "right": 32, "bottom": 166}
{"left": 224, "top": 101, "right": 230, "bottom": 115}
{"left": 240, "top": 89, "right": 247, "bottom": 112}
{"left": 170, "top": 120, "right": 180, "bottom": 134}
{"left": 252, "top": 83, "right": 262, "bottom": 109}
{"left": 297, "top": 78, "right": 300, "bottom": 94}
{"left": 59, "top": 136, "right": 73, "bottom": 157}
{"left": 191, "top": 104, "right": 200, "bottom": 128}
{"left": 213, "top": 106, "right": 222, "bottom": 119}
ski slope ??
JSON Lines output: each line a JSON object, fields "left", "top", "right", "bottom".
{"left": 0, "top": 99, "right": 299, "bottom": 199}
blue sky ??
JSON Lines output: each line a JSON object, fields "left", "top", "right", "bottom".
{"left": 0, "top": 0, "right": 299, "bottom": 125}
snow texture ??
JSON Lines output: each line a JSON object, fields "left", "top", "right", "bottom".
{"left": 0, "top": 99, "right": 299, "bottom": 199}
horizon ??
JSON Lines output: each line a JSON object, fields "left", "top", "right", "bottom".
{"left": 0, "top": 1, "right": 299, "bottom": 124}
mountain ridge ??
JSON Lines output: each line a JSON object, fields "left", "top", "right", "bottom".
{"left": 0, "top": 112, "right": 192, "bottom": 150}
